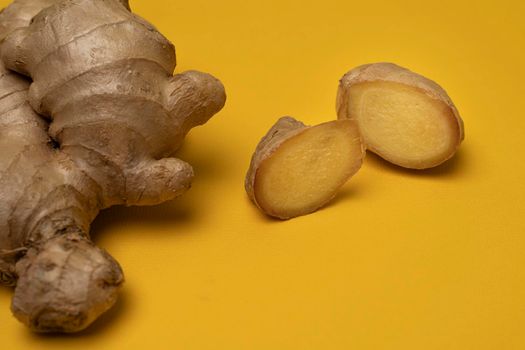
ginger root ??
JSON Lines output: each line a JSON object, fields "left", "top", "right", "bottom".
{"left": 246, "top": 117, "right": 364, "bottom": 219}
{"left": 337, "top": 63, "right": 464, "bottom": 169}
{"left": 0, "top": 0, "right": 225, "bottom": 332}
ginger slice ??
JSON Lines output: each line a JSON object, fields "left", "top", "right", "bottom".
{"left": 337, "top": 63, "right": 464, "bottom": 169}
{"left": 246, "top": 117, "right": 364, "bottom": 219}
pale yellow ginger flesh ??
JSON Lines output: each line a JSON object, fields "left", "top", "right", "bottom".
{"left": 348, "top": 81, "right": 458, "bottom": 167}
{"left": 246, "top": 118, "right": 364, "bottom": 219}
{"left": 337, "top": 63, "right": 464, "bottom": 169}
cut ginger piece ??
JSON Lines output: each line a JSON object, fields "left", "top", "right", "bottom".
{"left": 245, "top": 117, "right": 364, "bottom": 219}
{"left": 337, "top": 63, "right": 464, "bottom": 169}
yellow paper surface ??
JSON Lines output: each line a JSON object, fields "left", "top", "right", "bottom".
{"left": 0, "top": 0, "right": 524, "bottom": 348}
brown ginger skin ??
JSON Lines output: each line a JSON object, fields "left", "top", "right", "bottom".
{"left": 337, "top": 63, "right": 464, "bottom": 169}
{"left": 0, "top": 0, "right": 225, "bottom": 332}
{"left": 0, "top": 42, "right": 121, "bottom": 333}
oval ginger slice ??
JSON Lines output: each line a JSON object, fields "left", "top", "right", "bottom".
{"left": 337, "top": 63, "right": 464, "bottom": 169}
{"left": 245, "top": 117, "right": 364, "bottom": 219}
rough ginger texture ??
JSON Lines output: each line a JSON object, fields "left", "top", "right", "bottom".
{"left": 245, "top": 117, "right": 364, "bottom": 219}
{"left": 0, "top": 0, "right": 225, "bottom": 333}
{"left": 337, "top": 63, "right": 464, "bottom": 169}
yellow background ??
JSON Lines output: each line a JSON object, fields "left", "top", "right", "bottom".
{"left": 1, "top": 0, "right": 524, "bottom": 349}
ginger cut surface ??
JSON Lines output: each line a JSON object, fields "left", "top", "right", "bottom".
{"left": 337, "top": 63, "right": 464, "bottom": 169}
{"left": 246, "top": 117, "right": 364, "bottom": 219}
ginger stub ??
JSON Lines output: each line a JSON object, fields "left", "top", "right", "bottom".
{"left": 337, "top": 63, "right": 464, "bottom": 169}
{"left": 246, "top": 117, "right": 365, "bottom": 219}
